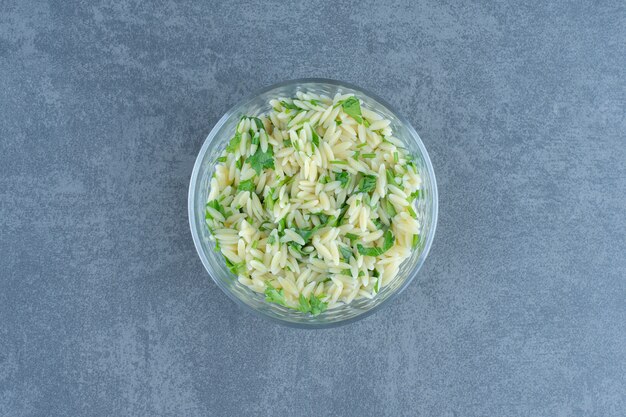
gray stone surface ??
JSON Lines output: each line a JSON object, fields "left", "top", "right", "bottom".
{"left": 1, "top": 0, "right": 625, "bottom": 416}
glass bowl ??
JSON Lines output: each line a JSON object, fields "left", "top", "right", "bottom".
{"left": 188, "top": 78, "right": 438, "bottom": 328}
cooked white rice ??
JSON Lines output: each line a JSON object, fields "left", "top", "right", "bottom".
{"left": 205, "top": 92, "right": 422, "bottom": 315}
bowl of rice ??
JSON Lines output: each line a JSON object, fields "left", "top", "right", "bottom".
{"left": 189, "top": 78, "right": 437, "bottom": 328}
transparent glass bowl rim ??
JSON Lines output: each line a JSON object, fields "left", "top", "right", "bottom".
{"left": 188, "top": 78, "right": 438, "bottom": 328}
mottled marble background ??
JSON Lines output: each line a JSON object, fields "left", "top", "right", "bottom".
{"left": 1, "top": 1, "right": 625, "bottom": 416}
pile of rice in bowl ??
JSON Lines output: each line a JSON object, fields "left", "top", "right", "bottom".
{"left": 205, "top": 91, "right": 422, "bottom": 316}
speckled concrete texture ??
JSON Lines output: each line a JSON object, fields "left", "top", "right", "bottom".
{"left": 1, "top": 1, "right": 625, "bottom": 416}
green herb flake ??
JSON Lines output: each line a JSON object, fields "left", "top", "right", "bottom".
{"left": 216, "top": 156, "right": 227, "bottom": 163}
{"left": 386, "top": 168, "right": 400, "bottom": 187}
{"left": 374, "top": 278, "right": 381, "bottom": 294}
{"left": 298, "top": 293, "right": 328, "bottom": 316}
{"left": 408, "top": 190, "right": 420, "bottom": 202}
{"left": 412, "top": 234, "right": 420, "bottom": 249}
{"left": 235, "top": 159, "right": 243, "bottom": 170}
{"left": 394, "top": 151, "right": 399, "bottom": 163}
{"left": 357, "top": 230, "right": 395, "bottom": 257}
{"left": 225, "top": 132, "right": 242, "bottom": 153}
{"left": 363, "top": 193, "right": 372, "bottom": 208}
{"left": 276, "top": 175, "right": 294, "bottom": 189}
{"left": 297, "top": 294, "right": 310, "bottom": 313}
{"left": 251, "top": 132, "right": 260, "bottom": 145}
{"left": 246, "top": 145, "right": 275, "bottom": 174}
{"left": 280, "top": 100, "right": 299, "bottom": 110}
{"left": 288, "top": 242, "right": 306, "bottom": 256}
{"left": 356, "top": 174, "right": 377, "bottom": 194}
{"left": 382, "top": 229, "right": 395, "bottom": 250}
{"left": 335, "top": 119, "right": 342, "bottom": 126}
{"left": 357, "top": 244, "right": 382, "bottom": 257}
{"left": 339, "top": 245, "right": 353, "bottom": 262}
{"left": 311, "top": 127, "right": 320, "bottom": 148}
{"left": 335, "top": 204, "right": 349, "bottom": 227}
{"left": 335, "top": 171, "right": 350, "bottom": 188}
{"left": 237, "top": 179, "right": 256, "bottom": 192}
{"left": 353, "top": 151, "right": 360, "bottom": 160}
{"left": 341, "top": 97, "right": 363, "bottom": 124}
{"left": 317, "top": 213, "right": 330, "bottom": 226}
{"left": 205, "top": 200, "right": 226, "bottom": 219}
{"left": 309, "top": 294, "right": 328, "bottom": 315}
{"left": 345, "top": 233, "right": 359, "bottom": 242}
{"left": 362, "top": 153, "right": 376, "bottom": 159}
{"left": 295, "top": 228, "right": 314, "bottom": 243}
{"left": 251, "top": 117, "right": 264, "bottom": 130}
{"left": 264, "top": 189, "right": 276, "bottom": 211}
{"left": 224, "top": 257, "right": 245, "bottom": 276}
{"left": 384, "top": 199, "right": 397, "bottom": 218}
{"left": 265, "top": 283, "right": 287, "bottom": 306}
{"left": 363, "top": 119, "right": 371, "bottom": 128}
{"left": 407, "top": 205, "right": 418, "bottom": 219}
{"left": 293, "top": 215, "right": 333, "bottom": 244}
